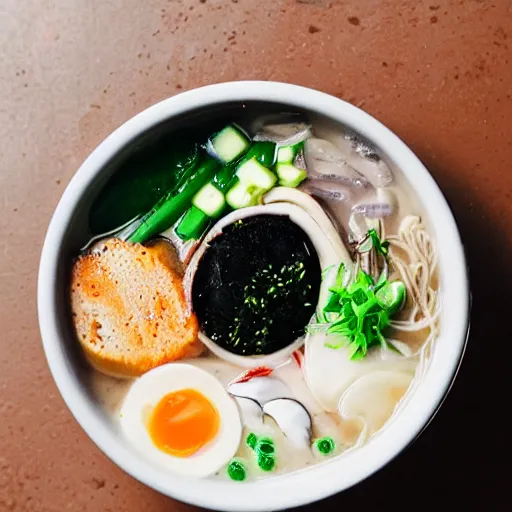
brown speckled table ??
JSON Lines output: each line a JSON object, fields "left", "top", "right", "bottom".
{"left": 1, "top": 1, "right": 510, "bottom": 511}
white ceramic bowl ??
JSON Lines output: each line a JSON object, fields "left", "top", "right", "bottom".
{"left": 38, "top": 81, "right": 469, "bottom": 511}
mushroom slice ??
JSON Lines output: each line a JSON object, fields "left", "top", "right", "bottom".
{"left": 228, "top": 376, "right": 293, "bottom": 406}
{"left": 234, "top": 396, "right": 265, "bottom": 429}
{"left": 263, "top": 398, "right": 312, "bottom": 449}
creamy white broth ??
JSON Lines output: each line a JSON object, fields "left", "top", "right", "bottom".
{"left": 90, "top": 353, "right": 365, "bottom": 478}
{"left": 86, "top": 116, "right": 438, "bottom": 481}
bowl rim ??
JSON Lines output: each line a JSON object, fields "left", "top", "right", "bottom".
{"left": 38, "top": 80, "right": 469, "bottom": 511}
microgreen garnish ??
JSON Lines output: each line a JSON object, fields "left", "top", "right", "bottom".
{"left": 368, "top": 228, "right": 390, "bottom": 256}
{"left": 227, "top": 261, "right": 315, "bottom": 352}
{"left": 317, "top": 230, "right": 406, "bottom": 360}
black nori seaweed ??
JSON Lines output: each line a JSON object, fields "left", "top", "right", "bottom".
{"left": 192, "top": 215, "right": 321, "bottom": 356}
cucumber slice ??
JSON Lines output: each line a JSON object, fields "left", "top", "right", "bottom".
{"left": 192, "top": 182, "right": 226, "bottom": 217}
{"left": 225, "top": 179, "right": 261, "bottom": 209}
{"left": 277, "top": 141, "right": 304, "bottom": 164}
{"left": 175, "top": 206, "right": 210, "bottom": 241}
{"left": 276, "top": 163, "right": 307, "bottom": 188}
{"left": 236, "top": 157, "right": 277, "bottom": 192}
{"left": 277, "top": 146, "right": 296, "bottom": 163}
{"left": 210, "top": 125, "right": 250, "bottom": 164}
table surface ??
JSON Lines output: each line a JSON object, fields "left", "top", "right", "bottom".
{"left": 1, "top": 1, "right": 510, "bottom": 511}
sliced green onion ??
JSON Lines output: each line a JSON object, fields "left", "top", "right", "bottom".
{"left": 318, "top": 230, "right": 407, "bottom": 360}
{"left": 257, "top": 453, "right": 275, "bottom": 472}
{"left": 375, "top": 280, "right": 406, "bottom": 313}
{"left": 246, "top": 432, "right": 258, "bottom": 450}
{"left": 256, "top": 438, "right": 275, "bottom": 456}
{"left": 315, "top": 437, "right": 335, "bottom": 455}
{"left": 227, "top": 459, "right": 247, "bottom": 481}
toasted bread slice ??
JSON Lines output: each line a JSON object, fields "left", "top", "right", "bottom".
{"left": 70, "top": 238, "right": 202, "bottom": 377}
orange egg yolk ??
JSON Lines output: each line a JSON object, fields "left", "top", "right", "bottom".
{"left": 148, "top": 388, "right": 220, "bottom": 458}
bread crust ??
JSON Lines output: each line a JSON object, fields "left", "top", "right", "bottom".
{"left": 70, "top": 238, "right": 202, "bottom": 377}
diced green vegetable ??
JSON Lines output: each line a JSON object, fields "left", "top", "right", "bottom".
{"left": 210, "top": 125, "right": 250, "bottom": 164}
{"left": 276, "top": 163, "right": 307, "bottom": 188}
{"left": 277, "top": 141, "right": 303, "bottom": 163}
{"left": 192, "top": 182, "right": 226, "bottom": 218}
{"left": 236, "top": 157, "right": 277, "bottom": 191}
{"left": 127, "top": 158, "right": 218, "bottom": 244}
{"left": 175, "top": 206, "right": 210, "bottom": 241}
{"left": 277, "top": 145, "right": 296, "bottom": 163}
{"left": 225, "top": 179, "right": 261, "bottom": 209}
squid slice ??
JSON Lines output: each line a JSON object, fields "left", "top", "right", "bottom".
{"left": 351, "top": 188, "right": 397, "bottom": 220}
{"left": 352, "top": 203, "right": 393, "bottom": 219}
{"left": 335, "top": 133, "right": 393, "bottom": 188}
{"left": 253, "top": 122, "right": 312, "bottom": 147}
{"left": 304, "top": 138, "right": 368, "bottom": 187}
{"left": 302, "top": 180, "right": 353, "bottom": 203}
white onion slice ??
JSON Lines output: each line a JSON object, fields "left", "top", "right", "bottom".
{"left": 338, "top": 370, "right": 413, "bottom": 443}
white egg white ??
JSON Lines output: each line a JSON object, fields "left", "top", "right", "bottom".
{"left": 120, "top": 363, "right": 242, "bottom": 478}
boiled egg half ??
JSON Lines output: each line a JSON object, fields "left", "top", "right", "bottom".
{"left": 120, "top": 363, "right": 242, "bottom": 477}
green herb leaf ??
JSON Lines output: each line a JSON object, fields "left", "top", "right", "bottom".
{"left": 368, "top": 228, "right": 390, "bottom": 257}
{"left": 318, "top": 257, "right": 407, "bottom": 360}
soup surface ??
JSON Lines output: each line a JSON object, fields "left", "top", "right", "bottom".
{"left": 72, "top": 111, "right": 439, "bottom": 482}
